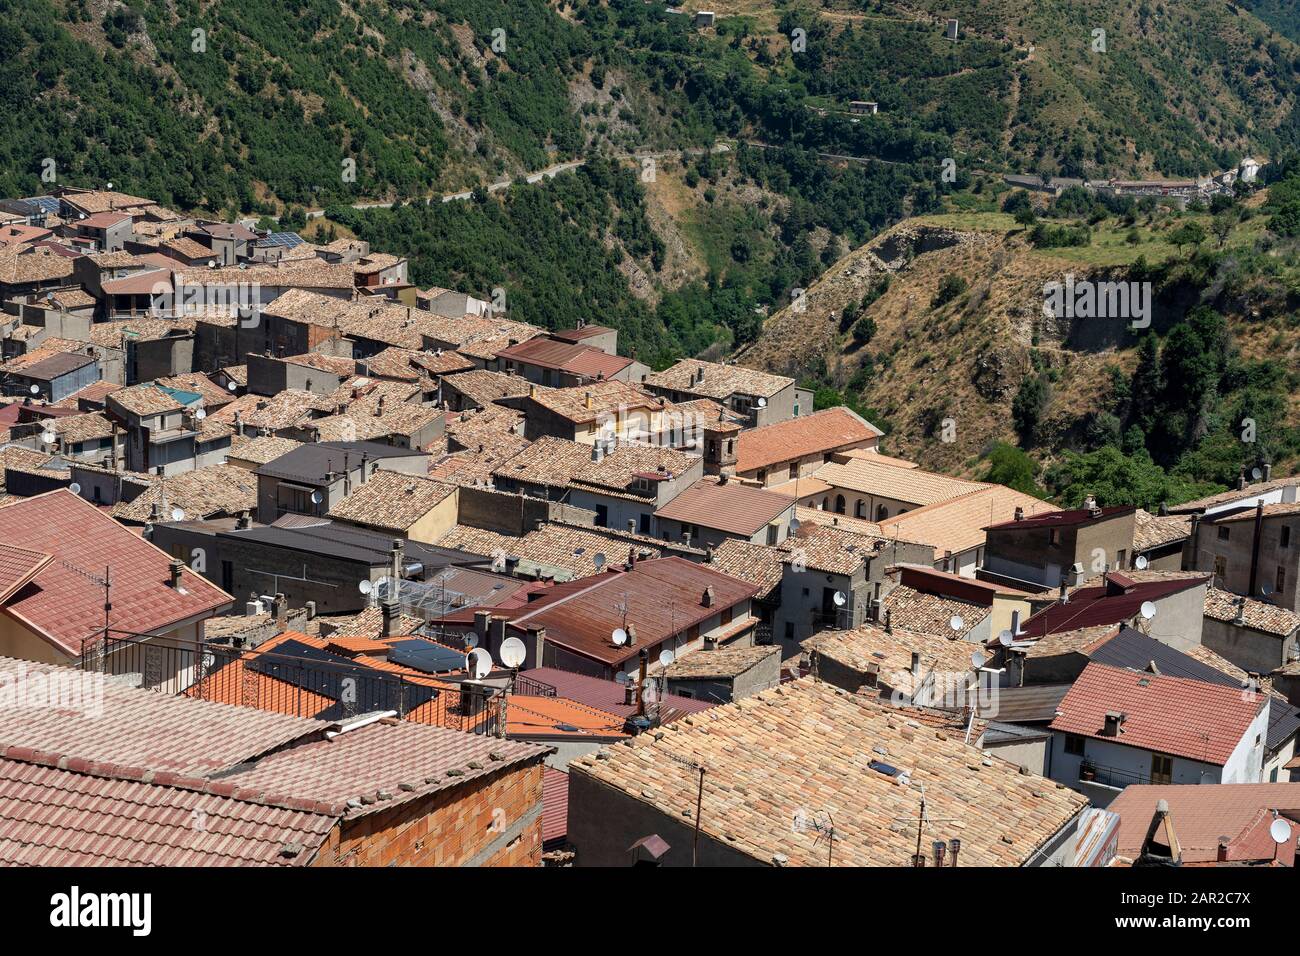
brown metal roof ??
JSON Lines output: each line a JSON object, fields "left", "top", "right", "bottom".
{"left": 654, "top": 478, "right": 794, "bottom": 536}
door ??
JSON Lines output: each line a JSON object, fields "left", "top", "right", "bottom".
{"left": 1150, "top": 753, "right": 1173, "bottom": 785}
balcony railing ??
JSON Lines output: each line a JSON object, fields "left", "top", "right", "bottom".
{"left": 79, "top": 628, "right": 502, "bottom": 736}
{"left": 1079, "top": 761, "right": 1150, "bottom": 789}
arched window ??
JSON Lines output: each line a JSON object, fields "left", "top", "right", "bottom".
{"left": 834, "top": 495, "right": 846, "bottom": 514}
{"left": 854, "top": 499, "right": 866, "bottom": 519}
{"left": 877, "top": 503, "right": 889, "bottom": 521}
{"left": 821, "top": 497, "right": 829, "bottom": 511}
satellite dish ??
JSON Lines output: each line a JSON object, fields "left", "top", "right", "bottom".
{"left": 789, "top": 517, "right": 801, "bottom": 533}
{"left": 227, "top": 381, "right": 238, "bottom": 391}
{"left": 1134, "top": 555, "right": 1149, "bottom": 570}
{"left": 29, "top": 384, "right": 39, "bottom": 395}
{"left": 971, "top": 650, "right": 988, "bottom": 669}
{"left": 832, "top": 591, "right": 847, "bottom": 607}
{"left": 659, "top": 649, "right": 675, "bottom": 668}
{"left": 611, "top": 627, "right": 628, "bottom": 647}
{"left": 998, "top": 629, "right": 1014, "bottom": 647}
{"left": 756, "top": 397, "right": 767, "bottom": 408}
{"left": 1270, "top": 818, "right": 1293, "bottom": 845}
{"left": 1139, "top": 601, "right": 1158, "bottom": 620}
{"left": 500, "top": 636, "right": 527, "bottom": 668}
{"left": 310, "top": 490, "right": 323, "bottom": 504}
{"left": 170, "top": 507, "right": 186, "bottom": 522}
{"left": 949, "top": 615, "right": 964, "bottom": 633}
{"left": 68, "top": 482, "right": 81, "bottom": 495}
{"left": 615, "top": 671, "right": 630, "bottom": 685}
{"left": 464, "top": 633, "right": 479, "bottom": 649}
{"left": 195, "top": 408, "right": 207, "bottom": 420}
{"left": 358, "top": 580, "right": 372, "bottom": 594}
{"left": 593, "top": 553, "right": 606, "bottom": 570}
{"left": 41, "top": 430, "right": 56, "bottom": 444}
{"left": 466, "top": 647, "right": 492, "bottom": 679}
{"left": 106, "top": 182, "right": 113, "bottom": 189}
{"left": 1251, "top": 467, "right": 1263, "bottom": 481}
{"left": 642, "top": 682, "right": 658, "bottom": 703}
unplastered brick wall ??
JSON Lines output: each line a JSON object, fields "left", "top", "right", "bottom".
{"left": 311, "top": 761, "right": 545, "bottom": 867}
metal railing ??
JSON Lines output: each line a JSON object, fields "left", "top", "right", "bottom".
{"left": 1079, "top": 761, "right": 1150, "bottom": 789}
{"left": 79, "top": 629, "right": 501, "bottom": 736}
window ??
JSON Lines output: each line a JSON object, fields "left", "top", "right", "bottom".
{"left": 1116, "top": 549, "right": 1127, "bottom": 568}
{"left": 1218, "top": 526, "right": 1230, "bottom": 541}
{"left": 766, "top": 524, "right": 778, "bottom": 546}
{"left": 594, "top": 504, "right": 608, "bottom": 527}
{"left": 721, "top": 606, "right": 733, "bottom": 626}
{"left": 1150, "top": 754, "right": 1173, "bottom": 785}
{"left": 855, "top": 499, "right": 866, "bottom": 519}
{"left": 757, "top": 469, "right": 767, "bottom": 484}
{"left": 876, "top": 504, "right": 889, "bottom": 521}
{"left": 1064, "top": 735, "right": 1085, "bottom": 756}
{"left": 1282, "top": 525, "right": 1292, "bottom": 548}
{"left": 676, "top": 687, "right": 695, "bottom": 699}
{"left": 1278, "top": 565, "right": 1287, "bottom": 595}
{"left": 1048, "top": 529, "right": 1059, "bottom": 545}
{"left": 834, "top": 494, "right": 846, "bottom": 515}
{"left": 1214, "top": 555, "right": 1227, "bottom": 581}
{"left": 784, "top": 622, "right": 794, "bottom": 640}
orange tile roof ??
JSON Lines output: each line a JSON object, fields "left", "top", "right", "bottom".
{"left": 734, "top": 407, "right": 881, "bottom": 474}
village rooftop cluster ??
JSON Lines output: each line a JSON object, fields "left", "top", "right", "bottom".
{"left": 0, "top": 184, "right": 1297, "bottom": 867}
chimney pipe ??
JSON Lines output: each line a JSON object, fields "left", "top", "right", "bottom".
{"left": 636, "top": 648, "right": 649, "bottom": 718}
{"left": 1013, "top": 506, "right": 1024, "bottom": 521}
{"left": 168, "top": 559, "right": 184, "bottom": 589}
{"left": 932, "top": 841, "right": 946, "bottom": 867}
{"left": 948, "top": 838, "right": 960, "bottom": 867}
{"left": 883, "top": 609, "right": 892, "bottom": 633}
{"left": 1248, "top": 500, "right": 1266, "bottom": 597}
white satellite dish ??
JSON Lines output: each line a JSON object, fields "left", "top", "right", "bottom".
{"left": 464, "top": 633, "right": 479, "bottom": 649}
{"left": 756, "top": 397, "right": 767, "bottom": 408}
{"left": 832, "top": 591, "right": 847, "bottom": 607}
{"left": 611, "top": 627, "right": 628, "bottom": 647}
{"left": 659, "top": 649, "right": 675, "bottom": 668}
{"left": 949, "top": 615, "right": 964, "bottom": 633}
{"left": 171, "top": 507, "right": 186, "bottom": 522}
{"left": 29, "top": 385, "right": 39, "bottom": 395}
{"left": 1270, "top": 818, "right": 1293, "bottom": 845}
{"left": 1134, "top": 555, "right": 1149, "bottom": 570}
{"left": 227, "top": 381, "right": 238, "bottom": 392}
{"left": 195, "top": 408, "right": 207, "bottom": 420}
{"left": 615, "top": 671, "right": 630, "bottom": 685}
{"left": 68, "top": 482, "right": 81, "bottom": 495}
{"left": 358, "top": 580, "right": 372, "bottom": 594}
{"left": 310, "top": 490, "right": 323, "bottom": 504}
{"left": 500, "top": 636, "right": 527, "bottom": 668}
{"left": 41, "top": 430, "right": 56, "bottom": 444}
{"left": 1252, "top": 467, "right": 1263, "bottom": 481}
{"left": 466, "top": 647, "right": 492, "bottom": 680}
{"left": 971, "top": 650, "right": 988, "bottom": 669}
{"left": 106, "top": 182, "right": 113, "bottom": 190}
{"left": 789, "top": 517, "right": 801, "bottom": 533}
{"left": 1139, "top": 601, "right": 1158, "bottom": 621}
{"left": 642, "top": 682, "right": 658, "bottom": 703}
{"left": 998, "top": 629, "right": 1014, "bottom": 647}
{"left": 593, "top": 553, "right": 606, "bottom": 570}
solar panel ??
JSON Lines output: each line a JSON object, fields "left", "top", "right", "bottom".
{"left": 24, "top": 196, "right": 61, "bottom": 215}
{"left": 247, "top": 639, "right": 440, "bottom": 718}
{"left": 386, "top": 639, "right": 466, "bottom": 675}
{"left": 260, "top": 231, "right": 304, "bottom": 248}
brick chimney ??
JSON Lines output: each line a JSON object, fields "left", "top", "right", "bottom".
{"left": 168, "top": 559, "right": 184, "bottom": 589}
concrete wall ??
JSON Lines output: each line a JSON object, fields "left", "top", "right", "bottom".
{"left": 1188, "top": 513, "right": 1300, "bottom": 611}
{"left": 456, "top": 485, "right": 595, "bottom": 535}
{"left": 1202, "top": 616, "right": 1296, "bottom": 674}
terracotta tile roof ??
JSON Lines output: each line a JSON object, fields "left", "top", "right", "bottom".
{"left": 155, "top": 372, "right": 233, "bottom": 409}
{"left": 444, "top": 405, "right": 524, "bottom": 452}
{"left": 645, "top": 358, "right": 793, "bottom": 400}
{"left": 542, "top": 767, "right": 569, "bottom": 846}
{"left": 1107, "top": 783, "right": 1300, "bottom": 863}
{"left": 490, "top": 436, "right": 598, "bottom": 490}
{"left": 880, "top": 585, "right": 990, "bottom": 639}
{"left": 47, "top": 411, "right": 115, "bottom": 444}
{"left": 1204, "top": 587, "right": 1300, "bottom": 637}
{"left": 987, "top": 505, "right": 1135, "bottom": 532}
{"left": 327, "top": 471, "right": 456, "bottom": 533}
{"left": 572, "top": 443, "right": 699, "bottom": 499}
{"left": 1210, "top": 501, "right": 1300, "bottom": 524}
{"left": 110, "top": 464, "right": 256, "bottom": 524}
{"left": 0, "top": 544, "right": 52, "bottom": 603}
{"left": 0, "top": 756, "right": 334, "bottom": 866}
{"left": 804, "top": 622, "right": 982, "bottom": 697}
{"left": 707, "top": 540, "right": 785, "bottom": 600}
{"left": 506, "top": 557, "right": 758, "bottom": 667}
{"left": 1049, "top": 662, "right": 1267, "bottom": 765}
{"left": 735, "top": 407, "right": 882, "bottom": 474}
{"left": 654, "top": 478, "right": 794, "bottom": 537}
{"left": 779, "top": 520, "right": 915, "bottom": 576}
{"left": 360, "top": 345, "right": 474, "bottom": 382}
{"left": 89, "top": 317, "right": 194, "bottom": 349}
{"left": 440, "top": 369, "right": 534, "bottom": 408}
{"left": 814, "top": 456, "right": 988, "bottom": 507}
{"left": 437, "top": 522, "right": 665, "bottom": 581}
{"left": 107, "top": 383, "right": 185, "bottom": 416}
{"left": 0, "top": 244, "right": 78, "bottom": 284}
{"left": 61, "top": 189, "right": 153, "bottom": 215}
{"left": 52, "top": 380, "right": 121, "bottom": 409}
{"left": 226, "top": 434, "right": 304, "bottom": 466}
{"left": 570, "top": 678, "right": 1086, "bottom": 866}
{"left": 0, "top": 490, "right": 232, "bottom": 655}
{"left": 525, "top": 379, "right": 660, "bottom": 425}
{"left": 428, "top": 437, "right": 531, "bottom": 487}
{"left": 879, "top": 486, "right": 1059, "bottom": 559}
{"left": 662, "top": 643, "right": 779, "bottom": 679}
{"left": 1132, "top": 508, "right": 1192, "bottom": 551}
{"left": 497, "top": 337, "right": 632, "bottom": 380}
{"left": 1171, "top": 476, "right": 1300, "bottom": 513}
{"left": 176, "top": 260, "right": 355, "bottom": 292}
{"left": 1020, "top": 624, "right": 1123, "bottom": 660}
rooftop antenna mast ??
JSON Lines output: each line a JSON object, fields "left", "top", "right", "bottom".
{"left": 663, "top": 751, "right": 706, "bottom": 866}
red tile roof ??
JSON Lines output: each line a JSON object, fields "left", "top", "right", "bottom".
{"left": 517, "top": 666, "right": 712, "bottom": 722}
{"left": 496, "top": 336, "right": 632, "bottom": 380}
{"left": 1022, "top": 573, "right": 1208, "bottom": 637}
{"left": 505, "top": 557, "right": 758, "bottom": 667}
{"left": 1049, "top": 663, "right": 1266, "bottom": 765}
{"left": 734, "top": 407, "right": 881, "bottom": 474}
{"left": 0, "top": 490, "right": 232, "bottom": 655}
{"left": 1108, "top": 783, "right": 1300, "bottom": 863}
{"left": 0, "top": 544, "right": 51, "bottom": 604}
